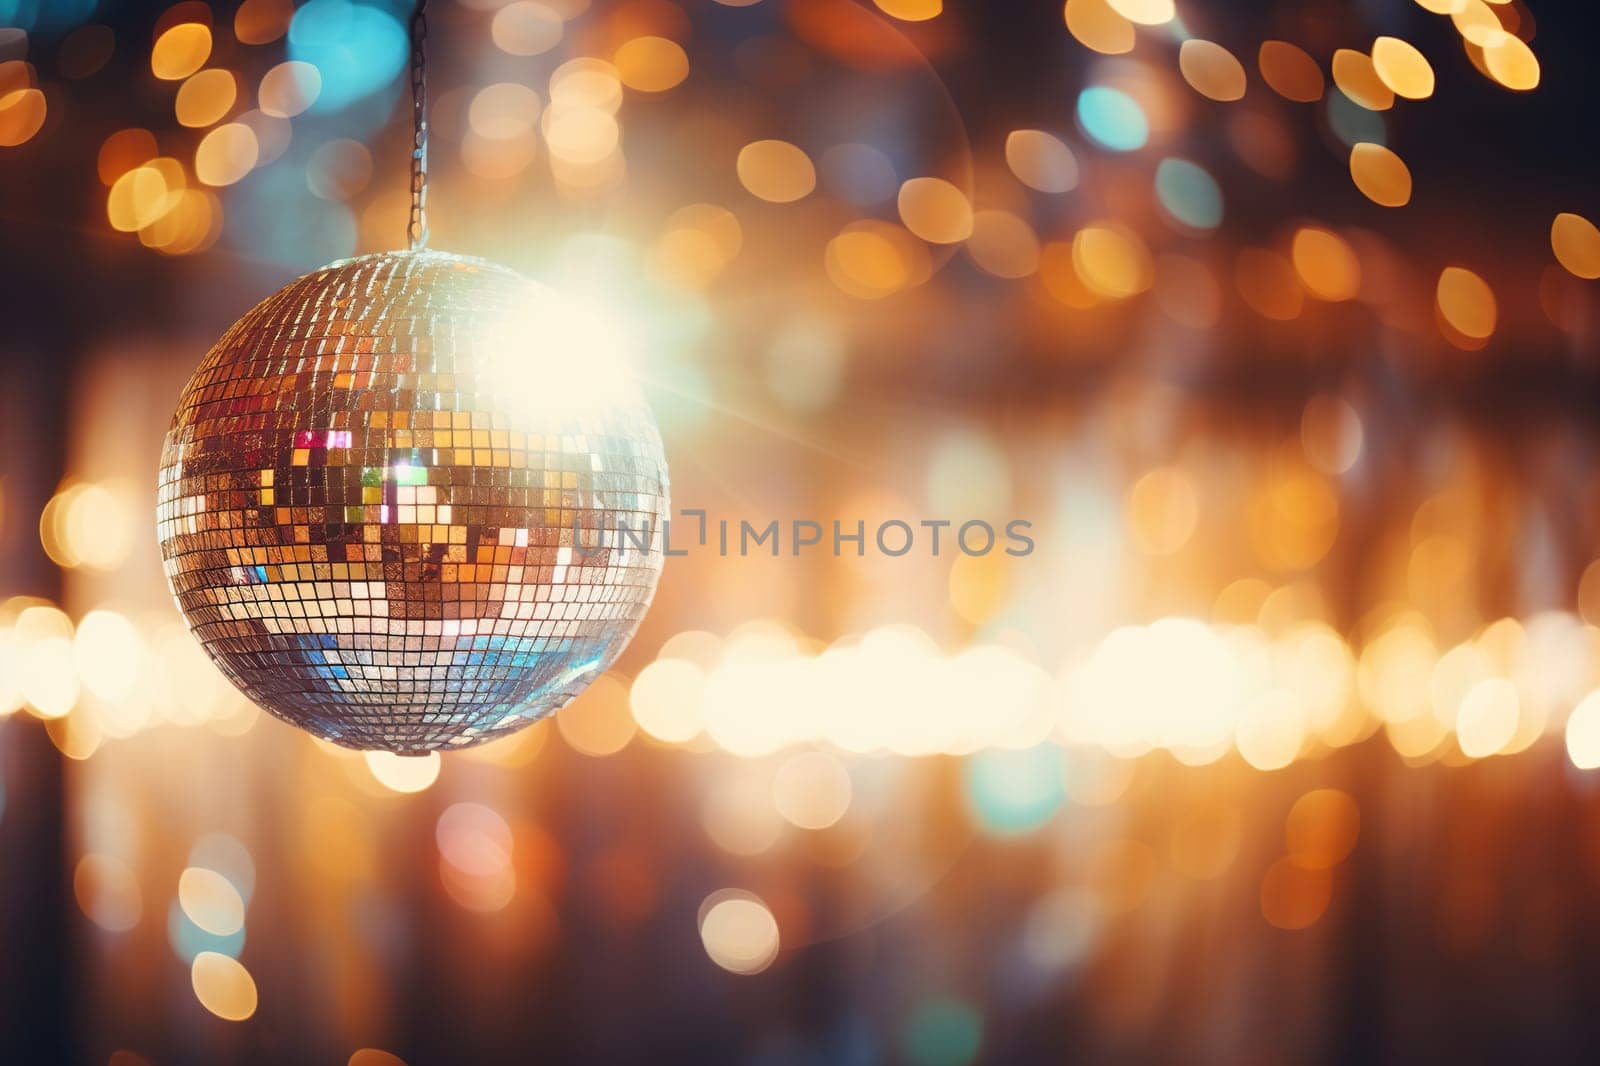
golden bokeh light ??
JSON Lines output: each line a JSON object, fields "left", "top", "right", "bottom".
{"left": 1105, "top": 0, "right": 1173, "bottom": 25}
{"left": 107, "top": 163, "right": 175, "bottom": 232}
{"left": 469, "top": 82, "right": 542, "bottom": 140}
{"left": 736, "top": 139, "right": 816, "bottom": 203}
{"left": 174, "top": 69, "right": 236, "bottom": 128}
{"left": 194, "top": 122, "right": 258, "bottom": 187}
{"left": 492, "top": 2, "right": 564, "bottom": 57}
{"left": 73, "top": 854, "right": 142, "bottom": 932}
{"left": 178, "top": 867, "right": 246, "bottom": 936}
{"left": 40, "top": 480, "right": 136, "bottom": 570}
{"left": 1291, "top": 226, "right": 1361, "bottom": 302}
{"left": 436, "top": 802, "right": 516, "bottom": 913}
{"left": 702, "top": 770, "right": 784, "bottom": 855}
{"left": 150, "top": 23, "right": 211, "bottom": 82}
{"left": 897, "top": 176, "right": 973, "bottom": 243}
{"left": 1258, "top": 40, "right": 1325, "bottom": 103}
{"left": 438, "top": 855, "right": 516, "bottom": 914}
{"left": 1072, "top": 222, "right": 1153, "bottom": 299}
{"left": 1126, "top": 466, "right": 1199, "bottom": 555}
{"left": 190, "top": 952, "right": 258, "bottom": 1022}
{"left": 74, "top": 610, "right": 143, "bottom": 704}
{"left": 548, "top": 148, "right": 625, "bottom": 192}
{"left": 1483, "top": 30, "right": 1539, "bottom": 90}
{"left": 1179, "top": 39, "right": 1248, "bottom": 102}
{"left": 364, "top": 751, "right": 441, "bottom": 793}
{"left": 1371, "top": 36, "right": 1435, "bottom": 99}
{"left": 1566, "top": 691, "right": 1600, "bottom": 769}
{"left": 258, "top": 60, "right": 321, "bottom": 119}
{"left": 1452, "top": 1, "right": 1497, "bottom": 40}
{"left": 1348, "top": 142, "right": 1411, "bottom": 207}
{"left": 966, "top": 209, "right": 1041, "bottom": 279}
{"left": 1236, "top": 691, "right": 1306, "bottom": 771}
{"left": 772, "top": 750, "right": 852, "bottom": 829}
{"left": 629, "top": 657, "right": 706, "bottom": 742}
{"left": 1472, "top": 678, "right": 1533, "bottom": 755}
{"left": 1451, "top": 1, "right": 1502, "bottom": 46}
{"left": 1284, "top": 789, "right": 1360, "bottom": 868}
{"left": 542, "top": 103, "right": 619, "bottom": 166}
{"left": 1577, "top": 561, "right": 1600, "bottom": 626}
{"left": 1063, "top": 0, "right": 1134, "bottom": 55}
{"left": 948, "top": 552, "right": 1011, "bottom": 625}
{"left": 555, "top": 673, "right": 636, "bottom": 756}
{"left": 1331, "top": 49, "right": 1394, "bottom": 110}
{"left": 1435, "top": 266, "right": 1496, "bottom": 339}
{"left": 0, "top": 58, "right": 34, "bottom": 97}
{"left": 1260, "top": 857, "right": 1332, "bottom": 929}
{"left": 347, "top": 1051, "right": 408, "bottom": 1066}
{"left": 549, "top": 57, "right": 623, "bottom": 112}
{"left": 650, "top": 202, "right": 743, "bottom": 288}
{"left": 1250, "top": 466, "right": 1339, "bottom": 570}
{"left": 1005, "top": 129, "right": 1079, "bottom": 194}
{"left": 1456, "top": 677, "right": 1519, "bottom": 756}
{"left": 139, "top": 187, "right": 221, "bottom": 256}
{"left": 874, "top": 0, "right": 943, "bottom": 21}
{"left": 825, "top": 221, "right": 925, "bottom": 299}
{"left": 699, "top": 891, "right": 781, "bottom": 974}
{"left": 235, "top": 0, "right": 294, "bottom": 45}
{"left": 6, "top": 0, "right": 1600, "bottom": 1049}
{"left": 1039, "top": 241, "right": 1099, "bottom": 309}
{"left": 614, "top": 36, "right": 690, "bottom": 93}
{"left": 0, "top": 86, "right": 46, "bottom": 147}
{"left": 1551, "top": 212, "right": 1600, "bottom": 279}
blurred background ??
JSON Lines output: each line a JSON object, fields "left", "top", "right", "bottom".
{"left": 4, "top": 0, "right": 1600, "bottom": 1062}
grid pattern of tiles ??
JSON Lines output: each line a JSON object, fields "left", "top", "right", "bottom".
{"left": 158, "top": 250, "right": 669, "bottom": 752}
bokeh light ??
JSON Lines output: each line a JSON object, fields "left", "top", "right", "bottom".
{"left": 699, "top": 891, "right": 781, "bottom": 974}
{"left": 1076, "top": 86, "right": 1147, "bottom": 151}
{"left": 190, "top": 952, "right": 258, "bottom": 1021}
{"left": 737, "top": 139, "right": 815, "bottom": 203}
{"left": 286, "top": 0, "right": 406, "bottom": 113}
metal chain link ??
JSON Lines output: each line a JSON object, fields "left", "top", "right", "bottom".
{"left": 407, "top": 0, "right": 430, "bottom": 251}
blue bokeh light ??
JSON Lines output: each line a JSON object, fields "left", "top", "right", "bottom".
{"left": 1155, "top": 158, "right": 1223, "bottom": 230}
{"left": 1076, "top": 87, "right": 1149, "bottom": 152}
{"left": 964, "top": 745, "right": 1066, "bottom": 835}
{"left": 288, "top": 0, "right": 408, "bottom": 114}
{"left": 167, "top": 900, "right": 247, "bottom": 963}
{"left": 0, "top": 0, "right": 96, "bottom": 35}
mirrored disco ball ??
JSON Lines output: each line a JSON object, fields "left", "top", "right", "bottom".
{"left": 157, "top": 250, "right": 669, "bottom": 752}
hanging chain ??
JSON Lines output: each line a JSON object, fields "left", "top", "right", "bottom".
{"left": 406, "top": 0, "right": 430, "bottom": 251}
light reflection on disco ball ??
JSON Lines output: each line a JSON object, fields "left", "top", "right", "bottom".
{"left": 157, "top": 250, "right": 669, "bottom": 752}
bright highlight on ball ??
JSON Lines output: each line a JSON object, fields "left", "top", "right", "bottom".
{"left": 157, "top": 249, "right": 669, "bottom": 752}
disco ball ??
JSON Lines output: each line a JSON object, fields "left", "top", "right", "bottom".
{"left": 157, "top": 250, "right": 669, "bottom": 752}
